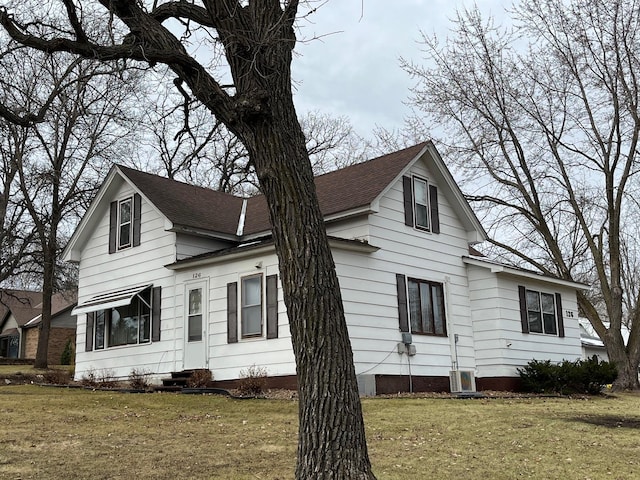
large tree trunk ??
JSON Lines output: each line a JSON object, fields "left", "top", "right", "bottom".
{"left": 243, "top": 105, "right": 375, "bottom": 479}
{"left": 606, "top": 329, "right": 640, "bottom": 390}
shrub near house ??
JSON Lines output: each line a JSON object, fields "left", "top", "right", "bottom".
{"left": 518, "top": 357, "right": 617, "bottom": 394}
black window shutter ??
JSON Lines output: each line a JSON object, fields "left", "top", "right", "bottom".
{"left": 518, "top": 285, "right": 529, "bottom": 334}
{"left": 133, "top": 193, "right": 142, "bottom": 247}
{"left": 151, "top": 286, "right": 162, "bottom": 342}
{"left": 402, "top": 176, "right": 414, "bottom": 227}
{"left": 396, "top": 274, "right": 409, "bottom": 332}
{"left": 108, "top": 201, "right": 118, "bottom": 253}
{"left": 227, "top": 282, "right": 238, "bottom": 343}
{"left": 429, "top": 184, "right": 440, "bottom": 234}
{"left": 555, "top": 293, "right": 565, "bottom": 338}
{"left": 85, "top": 312, "right": 94, "bottom": 352}
{"left": 266, "top": 275, "right": 278, "bottom": 339}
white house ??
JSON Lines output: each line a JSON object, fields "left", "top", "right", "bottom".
{"left": 63, "top": 142, "right": 585, "bottom": 393}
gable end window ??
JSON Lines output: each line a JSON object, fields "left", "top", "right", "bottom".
{"left": 518, "top": 286, "right": 564, "bottom": 337}
{"left": 403, "top": 176, "right": 440, "bottom": 233}
{"left": 109, "top": 193, "right": 141, "bottom": 253}
{"left": 396, "top": 274, "right": 447, "bottom": 336}
{"left": 227, "top": 274, "right": 278, "bottom": 343}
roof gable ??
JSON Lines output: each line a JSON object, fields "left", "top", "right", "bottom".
{"left": 63, "top": 141, "right": 487, "bottom": 259}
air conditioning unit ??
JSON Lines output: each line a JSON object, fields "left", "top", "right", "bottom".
{"left": 449, "top": 370, "right": 476, "bottom": 393}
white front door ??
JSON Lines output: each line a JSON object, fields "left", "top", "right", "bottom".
{"left": 184, "top": 281, "right": 207, "bottom": 370}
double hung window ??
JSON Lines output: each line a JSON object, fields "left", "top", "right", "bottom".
{"left": 241, "top": 275, "right": 263, "bottom": 338}
{"left": 525, "top": 289, "right": 557, "bottom": 335}
{"left": 407, "top": 278, "right": 447, "bottom": 336}
{"left": 118, "top": 198, "right": 132, "bottom": 250}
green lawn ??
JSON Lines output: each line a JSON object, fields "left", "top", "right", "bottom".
{"left": 1, "top": 385, "right": 639, "bottom": 479}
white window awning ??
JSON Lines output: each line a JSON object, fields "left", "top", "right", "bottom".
{"left": 72, "top": 284, "right": 152, "bottom": 316}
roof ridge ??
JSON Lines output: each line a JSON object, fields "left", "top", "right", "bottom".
{"left": 116, "top": 164, "right": 244, "bottom": 199}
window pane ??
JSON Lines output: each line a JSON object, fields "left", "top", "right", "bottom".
{"left": 408, "top": 280, "right": 421, "bottom": 333}
{"left": 415, "top": 204, "right": 429, "bottom": 229}
{"left": 526, "top": 291, "right": 540, "bottom": 311}
{"left": 120, "top": 200, "right": 131, "bottom": 223}
{"left": 188, "top": 314, "right": 202, "bottom": 342}
{"left": 109, "top": 307, "right": 137, "bottom": 346}
{"left": 541, "top": 293, "right": 555, "bottom": 314}
{"left": 528, "top": 311, "right": 543, "bottom": 333}
{"left": 413, "top": 178, "right": 428, "bottom": 204}
{"left": 119, "top": 224, "right": 130, "bottom": 247}
{"left": 189, "top": 288, "right": 202, "bottom": 315}
{"left": 139, "top": 313, "right": 150, "bottom": 343}
{"left": 543, "top": 313, "right": 557, "bottom": 335}
{"left": 420, "top": 283, "right": 433, "bottom": 334}
{"left": 242, "top": 305, "right": 262, "bottom": 336}
{"left": 432, "top": 284, "right": 446, "bottom": 335}
{"left": 242, "top": 276, "right": 261, "bottom": 306}
{"left": 95, "top": 311, "right": 105, "bottom": 349}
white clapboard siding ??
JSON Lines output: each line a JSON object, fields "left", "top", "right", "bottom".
{"left": 176, "top": 233, "right": 235, "bottom": 260}
{"left": 467, "top": 262, "right": 583, "bottom": 378}
{"left": 170, "top": 251, "right": 297, "bottom": 381}
{"left": 74, "top": 182, "right": 178, "bottom": 381}
{"left": 326, "top": 216, "right": 370, "bottom": 240}
{"left": 332, "top": 158, "right": 478, "bottom": 378}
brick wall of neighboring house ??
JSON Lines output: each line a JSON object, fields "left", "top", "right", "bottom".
{"left": 24, "top": 328, "right": 76, "bottom": 365}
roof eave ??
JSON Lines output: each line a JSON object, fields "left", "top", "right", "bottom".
{"left": 170, "top": 224, "right": 240, "bottom": 242}
{"left": 462, "top": 256, "right": 589, "bottom": 290}
{"left": 166, "top": 236, "right": 379, "bottom": 270}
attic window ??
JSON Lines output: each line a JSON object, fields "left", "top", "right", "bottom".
{"left": 118, "top": 198, "right": 132, "bottom": 249}
{"left": 413, "top": 177, "right": 429, "bottom": 230}
{"left": 109, "top": 193, "right": 141, "bottom": 253}
{"left": 403, "top": 176, "right": 440, "bottom": 234}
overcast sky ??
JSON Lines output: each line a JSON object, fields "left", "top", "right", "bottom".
{"left": 291, "top": 0, "right": 509, "bottom": 139}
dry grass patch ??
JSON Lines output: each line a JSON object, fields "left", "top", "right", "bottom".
{"left": 1, "top": 386, "right": 640, "bottom": 479}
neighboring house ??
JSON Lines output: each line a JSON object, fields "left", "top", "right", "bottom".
{"left": 0, "top": 290, "right": 77, "bottom": 364}
{"left": 578, "top": 317, "right": 629, "bottom": 362}
{"left": 63, "top": 142, "right": 585, "bottom": 393}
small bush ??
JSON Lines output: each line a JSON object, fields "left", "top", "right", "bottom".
{"left": 187, "top": 369, "right": 213, "bottom": 388}
{"left": 60, "top": 339, "right": 75, "bottom": 365}
{"left": 518, "top": 356, "right": 617, "bottom": 394}
{"left": 80, "top": 369, "right": 98, "bottom": 388}
{"left": 43, "top": 369, "right": 72, "bottom": 385}
{"left": 80, "top": 368, "right": 118, "bottom": 388}
{"left": 128, "top": 368, "right": 152, "bottom": 390}
{"left": 238, "top": 365, "right": 268, "bottom": 396}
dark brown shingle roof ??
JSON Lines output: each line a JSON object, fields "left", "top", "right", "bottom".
{"left": 119, "top": 142, "right": 428, "bottom": 238}
{"left": 243, "top": 142, "right": 428, "bottom": 234}
{"left": 118, "top": 166, "right": 244, "bottom": 236}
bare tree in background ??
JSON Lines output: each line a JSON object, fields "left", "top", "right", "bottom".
{"left": 0, "top": 32, "right": 140, "bottom": 367}
{"left": 0, "top": 2, "right": 376, "bottom": 477}
{"left": 0, "top": 106, "right": 36, "bottom": 287}
{"left": 134, "top": 88, "right": 366, "bottom": 195}
{"left": 403, "top": 0, "right": 640, "bottom": 388}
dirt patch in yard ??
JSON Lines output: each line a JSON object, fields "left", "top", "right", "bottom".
{"left": 573, "top": 415, "right": 640, "bottom": 429}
